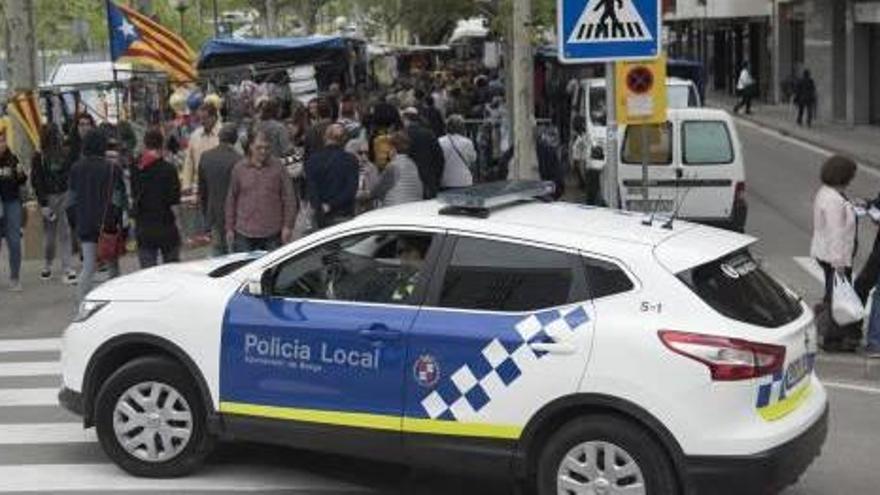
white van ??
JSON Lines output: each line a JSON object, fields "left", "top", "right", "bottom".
{"left": 570, "top": 77, "right": 701, "bottom": 183}
{"left": 617, "top": 107, "right": 748, "bottom": 232}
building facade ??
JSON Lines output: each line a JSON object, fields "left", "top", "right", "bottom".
{"left": 779, "top": 0, "right": 880, "bottom": 124}
{"left": 665, "top": 0, "right": 880, "bottom": 126}
{"left": 664, "top": 0, "right": 772, "bottom": 99}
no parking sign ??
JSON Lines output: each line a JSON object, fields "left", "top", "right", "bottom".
{"left": 615, "top": 55, "right": 667, "bottom": 125}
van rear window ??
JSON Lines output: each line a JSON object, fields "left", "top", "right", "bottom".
{"left": 678, "top": 251, "right": 803, "bottom": 328}
{"left": 621, "top": 123, "right": 672, "bottom": 165}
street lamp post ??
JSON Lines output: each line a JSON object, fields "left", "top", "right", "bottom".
{"left": 168, "top": 0, "right": 191, "bottom": 35}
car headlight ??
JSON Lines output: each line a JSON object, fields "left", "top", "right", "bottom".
{"left": 73, "top": 300, "right": 109, "bottom": 323}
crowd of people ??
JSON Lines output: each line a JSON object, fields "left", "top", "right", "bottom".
{"left": 0, "top": 72, "right": 512, "bottom": 302}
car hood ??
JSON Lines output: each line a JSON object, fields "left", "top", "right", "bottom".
{"left": 86, "top": 252, "right": 265, "bottom": 302}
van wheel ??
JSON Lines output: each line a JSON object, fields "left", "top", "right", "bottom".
{"left": 536, "top": 415, "right": 678, "bottom": 495}
{"left": 94, "top": 356, "right": 214, "bottom": 477}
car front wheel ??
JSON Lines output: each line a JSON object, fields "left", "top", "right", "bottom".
{"left": 94, "top": 356, "right": 214, "bottom": 477}
{"left": 537, "top": 415, "right": 679, "bottom": 495}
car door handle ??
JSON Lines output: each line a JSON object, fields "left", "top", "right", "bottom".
{"left": 358, "top": 324, "right": 401, "bottom": 342}
{"left": 528, "top": 342, "right": 576, "bottom": 355}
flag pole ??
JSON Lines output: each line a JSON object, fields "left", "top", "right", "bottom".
{"left": 106, "top": 0, "right": 119, "bottom": 124}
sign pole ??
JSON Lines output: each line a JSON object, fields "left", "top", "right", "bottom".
{"left": 605, "top": 62, "right": 619, "bottom": 208}
{"left": 641, "top": 124, "right": 649, "bottom": 201}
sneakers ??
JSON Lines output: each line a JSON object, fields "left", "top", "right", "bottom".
{"left": 63, "top": 271, "right": 78, "bottom": 285}
{"left": 8, "top": 280, "right": 23, "bottom": 292}
{"left": 40, "top": 269, "right": 52, "bottom": 281}
{"left": 865, "top": 347, "right": 880, "bottom": 359}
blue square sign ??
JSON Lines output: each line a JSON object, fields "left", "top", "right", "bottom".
{"left": 558, "top": 0, "right": 661, "bottom": 63}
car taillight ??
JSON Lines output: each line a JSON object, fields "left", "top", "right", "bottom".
{"left": 658, "top": 331, "right": 785, "bottom": 381}
{"left": 734, "top": 182, "right": 746, "bottom": 202}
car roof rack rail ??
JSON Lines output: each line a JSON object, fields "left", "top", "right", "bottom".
{"left": 438, "top": 181, "right": 556, "bottom": 218}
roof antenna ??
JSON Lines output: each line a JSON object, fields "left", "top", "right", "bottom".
{"left": 663, "top": 169, "right": 693, "bottom": 230}
{"left": 642, "top": 191, "right": 665, "bottom": 227}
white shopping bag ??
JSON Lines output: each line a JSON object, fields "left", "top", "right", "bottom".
{"left": 832, "top": 273, "right": 866, "bottom": 325}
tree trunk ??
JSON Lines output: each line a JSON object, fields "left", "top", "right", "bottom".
{"left": 265, "top": 0, "right": 277, "bottom": 37}
{"left": 509, "top": 0, "right": 538, "bottom": 180}
{"left": 3, "top": 0, "right": 38, "bottom": 171}
{"left": 305, "top": 2, "right": 320, "bottom": 35}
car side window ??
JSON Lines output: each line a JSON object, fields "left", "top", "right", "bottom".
{"left": 583, "top": 257, "right": 635, "bottom": 299}
{"left": 437, "top": 237, "right": 583, "bottom": 312}
{"left": 270, "top": 232, "right": 436, "bottom": 306}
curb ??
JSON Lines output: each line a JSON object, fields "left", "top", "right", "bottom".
{"left": 724, "top": 108, "right": 880, "bottom": 170}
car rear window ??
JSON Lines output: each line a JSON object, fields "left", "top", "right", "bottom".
{"left": 678, "top": 250, "right": 803, "bottom": 328}
{"left": 621, "top": 122, "right": 672, "bottom": 165}
{"left": 682, "top": 121, "right": 734, "bottom": 165}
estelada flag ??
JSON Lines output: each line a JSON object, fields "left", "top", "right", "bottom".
{"left": 106, "top": 1, "right": 198, "bottom": 83}
{"left": 7, "top": 91, "right": 42, "bottom": 152}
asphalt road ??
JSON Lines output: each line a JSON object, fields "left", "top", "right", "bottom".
{"left": 1, "top": 118, "right": 879, "bottom": 494}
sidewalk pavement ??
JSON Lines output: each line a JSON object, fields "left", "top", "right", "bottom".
{"left": 707, "top": 92, "right": 880, "bottom": 169}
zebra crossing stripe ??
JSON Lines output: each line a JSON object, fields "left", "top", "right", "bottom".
{"left": 0, "top": 423, "right": 96, "bottom": 445}
{"left": 0, "top": 388, "right": 60, "bottom": 407}
{"left": 0, "top": 339, "right": 60, "bottom": 353}
{"left": 0, "top": 463, "right": 367, "bottom": 492}
{"left": 0, "top": 362, "right": 61, "bottom": 377}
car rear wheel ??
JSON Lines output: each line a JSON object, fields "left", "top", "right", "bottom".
{"left": 95, "top": 356, "right": 214, "bottom": 477}
{"left": 537, "top": 415, "right": 678, "bottom": 495}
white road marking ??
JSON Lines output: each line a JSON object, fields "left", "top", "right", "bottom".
{"left": 0, "top": 463, "right": 366, "bottom": 492}
{"left": 823, "top": 381, "right": 880, "bottom": 395}
{"left": 0, "top": 339, "right": 60, "bottom": 353}
{"left": 0, "top": 361, "right": 60, "bottom": 377}
{"left": 0, "top": 388, "right": 59, "bottom": 407}
{"left": 793, "top": 256, "right": 825, "bottom": 283}
{"left": 735, "top": 118, "right": 880, "bottom": 180}
{"left": 0, "top": 423, "right": 96, "bottom": 445}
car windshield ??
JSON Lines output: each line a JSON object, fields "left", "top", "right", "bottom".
{"left": 668, "top": 85, "right": 697, "bottom": 108}
{"left": 589, "top": 87, "right": 607, "bottom": 126}
{"left": 678, "top": 250, "right": 803, "bottom": 328}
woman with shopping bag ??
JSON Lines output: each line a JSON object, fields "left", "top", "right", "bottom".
{"left": 811, "top": 155, "right": 863, "bottom": 352}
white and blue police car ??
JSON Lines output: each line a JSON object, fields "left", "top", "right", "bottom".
{"left": 59, "top": 182, "right": 827, "bottom": 494}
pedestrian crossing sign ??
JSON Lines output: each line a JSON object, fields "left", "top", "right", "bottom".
{"left": 558, "top": 0, "right": 661, "bottom": 63}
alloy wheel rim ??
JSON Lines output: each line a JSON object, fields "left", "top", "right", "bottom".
{"left": 112, "top": 381, "right": 193, "bottom": 463}
{"left": 556, "top": 440, "right": 646, "bottom": 495}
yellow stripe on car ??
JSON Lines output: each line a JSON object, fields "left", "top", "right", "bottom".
{"left": 219, "top": 402, "right": 522, "bottom": 439}
{"left": 758, "top": 384, "right": 812, "bottom": 422}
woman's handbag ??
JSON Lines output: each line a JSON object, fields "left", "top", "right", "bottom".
{"left": 97, "top": 166, "right": 125, "bottom": 263}
{"left": 832, "top": 273, "right": 866, "bottom": 325}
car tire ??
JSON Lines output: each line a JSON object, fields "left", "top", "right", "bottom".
{"left": 94, "top": 355, "right": 214, "bottom": 477}
{"left": 536, "top": 415, "right": 679, "bottom": 495}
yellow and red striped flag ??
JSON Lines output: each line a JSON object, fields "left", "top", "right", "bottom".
{"left": 106, "top": 1, "right": 198, "bottom": 83}
{"left": 6, "top": 91, "right": 42, "bottom": 152}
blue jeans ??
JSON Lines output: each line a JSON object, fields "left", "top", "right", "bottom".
{"left": 76, "top": 242, "right": 120, "bottom": 303}
{"left": 232, "top": 233, "right": 281, "bottom": 253}
{"left": 0, "top": 200, "right": 22, "bottom": 282}
{"left": 868, "top": 281, "right": 880, "bottom": 351}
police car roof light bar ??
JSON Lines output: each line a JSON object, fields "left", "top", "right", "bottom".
{"left": 438, "top": 181, "right": 556, "bottom": 218}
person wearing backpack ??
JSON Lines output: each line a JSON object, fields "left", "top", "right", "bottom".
{"left": 810, "top": 155, "right": 860, "bottom": 352}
